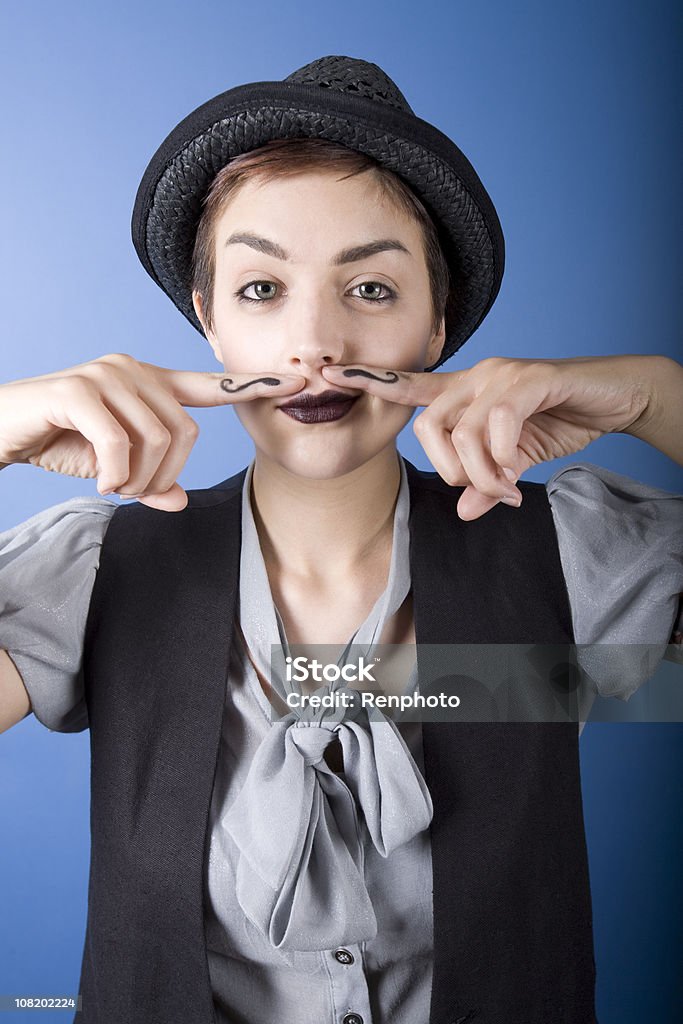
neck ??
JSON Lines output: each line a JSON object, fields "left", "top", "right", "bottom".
{"left": 250, "top": 445, "right": 402, "bottom": 583}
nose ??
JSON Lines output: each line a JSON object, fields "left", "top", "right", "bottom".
{"left": 282, "top": 293, "right": 347, "bottom": 374}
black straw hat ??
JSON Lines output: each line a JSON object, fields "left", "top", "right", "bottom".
{"left": 132, "top": 54, "right": 505, "bottom": 370}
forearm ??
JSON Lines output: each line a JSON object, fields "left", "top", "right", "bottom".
{"left": 622, "top": 355, "right": 683, "bottom": 465}
{"left": 0, "top": 649, "right": 32, "bottom": 733}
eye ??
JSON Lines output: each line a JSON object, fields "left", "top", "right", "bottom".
{"left": 351, "top": 281, "right": 396, "bottom": 303}
{"left": 233, "top": 279, "right": 397, "bottom": 305}
{"left": 234, "top": 280, "right": 279, "bottom": 303}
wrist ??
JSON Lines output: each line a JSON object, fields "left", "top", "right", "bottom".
{"left": 622, "top": 355, "right": 683, "bottom": 465}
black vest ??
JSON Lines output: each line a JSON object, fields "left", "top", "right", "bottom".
{"left": 75, "top": 459, "right": 597, "bottom": 1024}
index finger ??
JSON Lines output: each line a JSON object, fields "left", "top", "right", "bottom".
{"left": 321, "top": 364, "right": 449, "bottom": 407}
{"left": 142, "top": 364, "right": 306, "bottom": 408}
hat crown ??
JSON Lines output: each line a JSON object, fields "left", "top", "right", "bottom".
{"left": 284, "top": 55, "right": 414, "bottom": 115}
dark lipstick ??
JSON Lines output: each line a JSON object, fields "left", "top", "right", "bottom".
{"left": 278, "top": 389, "right": 360, "bottom": 424}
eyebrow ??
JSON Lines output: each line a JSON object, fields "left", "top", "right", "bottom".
{"left": 224, "top": 232, "right": 411, "bottom": 265}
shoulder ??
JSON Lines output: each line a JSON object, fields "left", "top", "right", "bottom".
{"left": 402, "top": 457, "right": 547, "bottom": 501}
{"left": 401, "top": 457, "right": 549, "bottom": 531}
{"left": 96, "top": 466, "right": 248, "bottom": 552}
{"left": 89, "top": 470, "right": 247, "bottom": 578}
{"left": 546, "top": 461, "right": 683, "bottom": 536}
{"left": 106, "top": 466, "right": 248, "bottom": 529}
{"left": 546, "top": 460, "right": 682, "bottom": 500}
{"left": 0, "top": 495, "right": 117, "bottom": 559}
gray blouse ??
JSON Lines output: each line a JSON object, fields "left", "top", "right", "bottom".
{"left": 207, "top": 456, "right": 433, "bottom": 1023}
{"left": 1, "top": 458, "right": 682, "bottom": 1024}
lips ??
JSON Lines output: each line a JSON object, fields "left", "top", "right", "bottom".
{"left": 279, "top": 389, "right": 357, "bottom": 409}
{"left": 278, "top": 389, "right": 360, "bottom": 424}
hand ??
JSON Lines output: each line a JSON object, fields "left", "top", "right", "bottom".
{"left": 0, "top": 353, "right": 305, "bottom": 512}
{"left": 322, "top": 354, "right": 653, "bottom": 520}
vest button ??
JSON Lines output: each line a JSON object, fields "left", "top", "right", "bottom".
{"left": 342, "top": 1015, "right": 364, "bottom": 1024}
{"left": 334, "top": 947, "right": 355, "bottom": 965}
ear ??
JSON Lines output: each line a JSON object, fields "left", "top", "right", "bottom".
{"left": 192, "top": 291, "right": 223, "bottom": 366}
{"left": 425, "top": 314, "right": 446, "bottom": 369}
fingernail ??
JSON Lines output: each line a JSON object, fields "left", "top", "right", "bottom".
{"left": 501, "top": 493, "right": 521, "bottom": 507}
{"left": 502, "top": 466, "right": 517, "bottom": 482}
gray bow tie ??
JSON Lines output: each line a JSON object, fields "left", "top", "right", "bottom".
{"left": 222, "top": 457, "right": 433, "bottom": 951}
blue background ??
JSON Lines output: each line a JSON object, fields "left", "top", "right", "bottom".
{"left": 1, "top": 1, "right": 681, "bottom": 1020}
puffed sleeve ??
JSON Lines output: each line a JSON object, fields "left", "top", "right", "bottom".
{"left": 546, "top": 462, "right": 683, "bottom": 705}
{"left": 0, "top": 496, "right": 117, "bottom": 732}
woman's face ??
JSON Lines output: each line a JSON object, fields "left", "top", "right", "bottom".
{"left": 194, "top": 168, "right": 445, "bottom": 480}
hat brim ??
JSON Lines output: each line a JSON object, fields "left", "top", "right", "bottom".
{"left": 132, "top": 81, "right": 504, "bottom": 369}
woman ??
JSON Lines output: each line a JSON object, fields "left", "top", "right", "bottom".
{"left": 0, "top": 55, "right": 681, "bottom": 1024}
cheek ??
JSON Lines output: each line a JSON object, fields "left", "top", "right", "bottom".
{"left": 233, "top": 402, "right": 262, "bottom": 433}
{"left": 216, "top": 335, "right": 280, "bottom": 375}
{"left": 384, "top": 402, "right": 415, "bottom": 434}
{"left": 214, "top": 343, "right": 258, "bottom": 374}
{"left": 375, "top": 321, "right": 434, "bottom": 371}
{"left": 210, "top": 310, "right": 257, "bottom": 369}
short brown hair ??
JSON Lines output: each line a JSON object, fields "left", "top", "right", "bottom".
{"left": 191, "top": 137, "right": 452, "bottom": 352}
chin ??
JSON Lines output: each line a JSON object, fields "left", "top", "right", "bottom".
{"left": 239, "top": 404, "right": 409, "bottom": 481}
{"left": 250, "top": 430, "right": 397, "bottom": 482}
